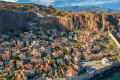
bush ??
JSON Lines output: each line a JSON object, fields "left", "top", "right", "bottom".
{"left": 65, "top": 30, "right": 70, "bottom": 35}
{"left": 61, "top": 62, "right": 65, "bottom": 66}
{"left": 54, "top": 11, "right": 62, "bottom": 16}
{"left": 33, "top": 67, "right": 37, "bottom": 74}
{"left": 47, "top": 5, "right": 53, "bottom": 8}
{"left": 96, "top": 57, "right": 102, "bottom": 61}
{"left": 13, "top": 55, "right": 19, "bottom": 60}
{"left": 80, "top": 54, "right": 85, "bottom": 60}
{"left": 12, "top": 77, "right": 15, "bottom": 80}
{"left": 117, "top": 56, "right": 120, "bottom": 60}
{"left": 72, "top": 40, "right": 77, "bottom": 43}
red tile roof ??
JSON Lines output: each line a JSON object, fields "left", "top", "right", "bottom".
{"left": 68, "top": 66, "right": 78, "bottom": 74}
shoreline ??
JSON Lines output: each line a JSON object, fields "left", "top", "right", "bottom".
{"left": 79, "top": 60, "right": 120, "bottom": 80}
{"left": 42, "top": 60, "right": 120, "bottom": 80}
{"left": 90, "top": 62, "right": 120, "bottom": 80}
{"left": 35, "top": 61, "right": 120, "bottom": 80}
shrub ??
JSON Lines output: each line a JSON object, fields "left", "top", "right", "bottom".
{"left": 96, "top": 57, "right": 102, "bottom": 61}
{"left": 54, "top": 11, "right": 62, "bottom": 16}
{"left": 13, "top": 55, "right": 19, "bottom": 60}
{"left": 47, "top": 5, "right": 53, "bottom": 8}
{"left": 117, "top": 55, "right": 120, "bottom": 60}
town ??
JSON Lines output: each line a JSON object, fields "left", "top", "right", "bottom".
{"left": 0, "top": 26, "right": 114, "bottom": 80}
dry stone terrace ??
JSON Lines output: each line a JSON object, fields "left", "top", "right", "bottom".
{"left": 0, "top": 27, "right": 114, "bottom": 80}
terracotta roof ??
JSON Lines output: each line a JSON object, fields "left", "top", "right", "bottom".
{"left": 85, "top": 55, "right": 94, "bottom": 58}
{"left": 22, "top": 74, "right": 27, "bottom": 79}
{"left": 68, "top": 66, "right": 78, "bottom": 74}
{"left": 18, "top": 53, "right": 25, "bottom": 57}
{"left": 17, "top": 75, "right": 22, "bottom": 79}
{"left": 103, "top": 57, "right": 108, "bottom": 59}
{"left": 45, "top": 63, "right": 51, "bottom": 69}
{"left": 2, "top": 53, "right": 9, "bottom": 56}
{"left": 33, "top": 52, "right": 41, "bottom": 57}
{"left": 2, "top": 67, "right": 11, "bottom": 72}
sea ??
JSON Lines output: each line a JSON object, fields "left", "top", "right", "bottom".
{"left": 94, "top": 68, "right": 120, "bottom": 80}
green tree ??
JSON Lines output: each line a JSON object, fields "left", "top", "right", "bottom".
{"left": 65, "top": 30, "right": 70, "bottom": 35}
{"left": 80, "top": 54, "right": 85, "bottom": 60}
{"left": 13, "top": 55, "right": 19, "bottom": 60}
{"left": 117, "top": 56, "right": 120, "bottom": 60}
{"left": 44, "top": 70, "right": 48, "bottom": 74}
{"left": 95, "top": 42, "right": 99, "bottom": 45}
{"left": 7, "top": 75, "right": 11, "bottom": 80}
{"left": 48, "top": 61, "right": 53, "bottom": 65}
{"left": 58, "top": 66, "right": 62, "bottom": 70}
{"left": 12, "top": 77, "right": 15, "bottom": 80}
{"left": 67, "top": 50, "right": 70, "bottom": 54}
{"left": 61, "top": 62, "right": 65, "bottom": 66}
{"left": 33, "top": 67, "right": 37, "bottom": 74}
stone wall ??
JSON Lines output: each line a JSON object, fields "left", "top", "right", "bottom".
{"left": 109, "top": 32, "right": 120, "bottom": 48}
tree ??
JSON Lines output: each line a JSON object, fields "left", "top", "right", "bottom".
{"left": 65, "top": 30, "right": 70, "bottom": 35}
{"left": 67, "top": 50, "right": 70, "bottom": 54}
{"left": 61, "top": 62, "right": 65, "bottom": 66}
{"left": 12, "top": 77, "right": 15, "bottom": 80}
{"left": 80, "top": 54, "right": 85, "bottom": 60}
{"left": 117, "top": 55, "right": 120, "bottom": 60}
{"left": 13, "top": 55, "right": 19, "bottom": 61}
{"left": 7, "top": 75, "right": 11, "bottom": 80}
{"left": 48, "top": 61, "right": 53, "bottom": 65}
{"left": 95, "top": 42, "right": 99, "bottom": 45}
{"left": 58, "top": 66, "right": 62, "bottom": 70}
{"left": 44, "top": 70, "right": 48, "bottom": 74}
{"left": 33, "top": 67, "right": 37, "bottom": 74}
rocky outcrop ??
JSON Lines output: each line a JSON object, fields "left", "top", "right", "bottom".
{"left": 37, "top": 12, "right": 120, "bottom": 32}
{"left": 0, "top": 1, "right": 120, "bottom": 32}
{"left": 58, "top": 13, "right": 120, "bottom": 31}
{"left": 0, "top": 11, "right": 37, "bottom": 32}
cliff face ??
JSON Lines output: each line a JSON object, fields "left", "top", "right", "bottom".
{"left": 0, "top": 11, "right": 120, "bottom": 33}
{"left": 37, "top": 12, "right": 120, "bottom": 32}
{"left": 0, "top": 1, "right": 120, "bottom": 33}
{"left": 58, "top": 13, "right": 120, "bottom": 31}
{"left": 0, "top": 11, "right": 37, "bottom": 32}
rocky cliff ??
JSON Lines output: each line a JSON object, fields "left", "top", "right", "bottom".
{"left": 0, "top": 11, "right": 37, "bottom": 33}
{"left": 37, "top": 12, "right": 120, "bottom": 32}
{"left": 0, "top": 1, "right": 120, "bottom": 33}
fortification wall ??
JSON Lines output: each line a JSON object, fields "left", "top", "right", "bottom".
{"left": 109, "top": 32, "right": 120, "bottom": 48}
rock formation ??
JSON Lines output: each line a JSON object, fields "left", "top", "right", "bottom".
{"left": 0, "top": 1, "right": 120, "bottom": 33}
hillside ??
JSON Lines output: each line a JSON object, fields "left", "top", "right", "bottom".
{"left": 0, "top": 1, "right": 120, "bottom": 33}
{"left": 57, "top": 6, "right": 120, "bottom": 13}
